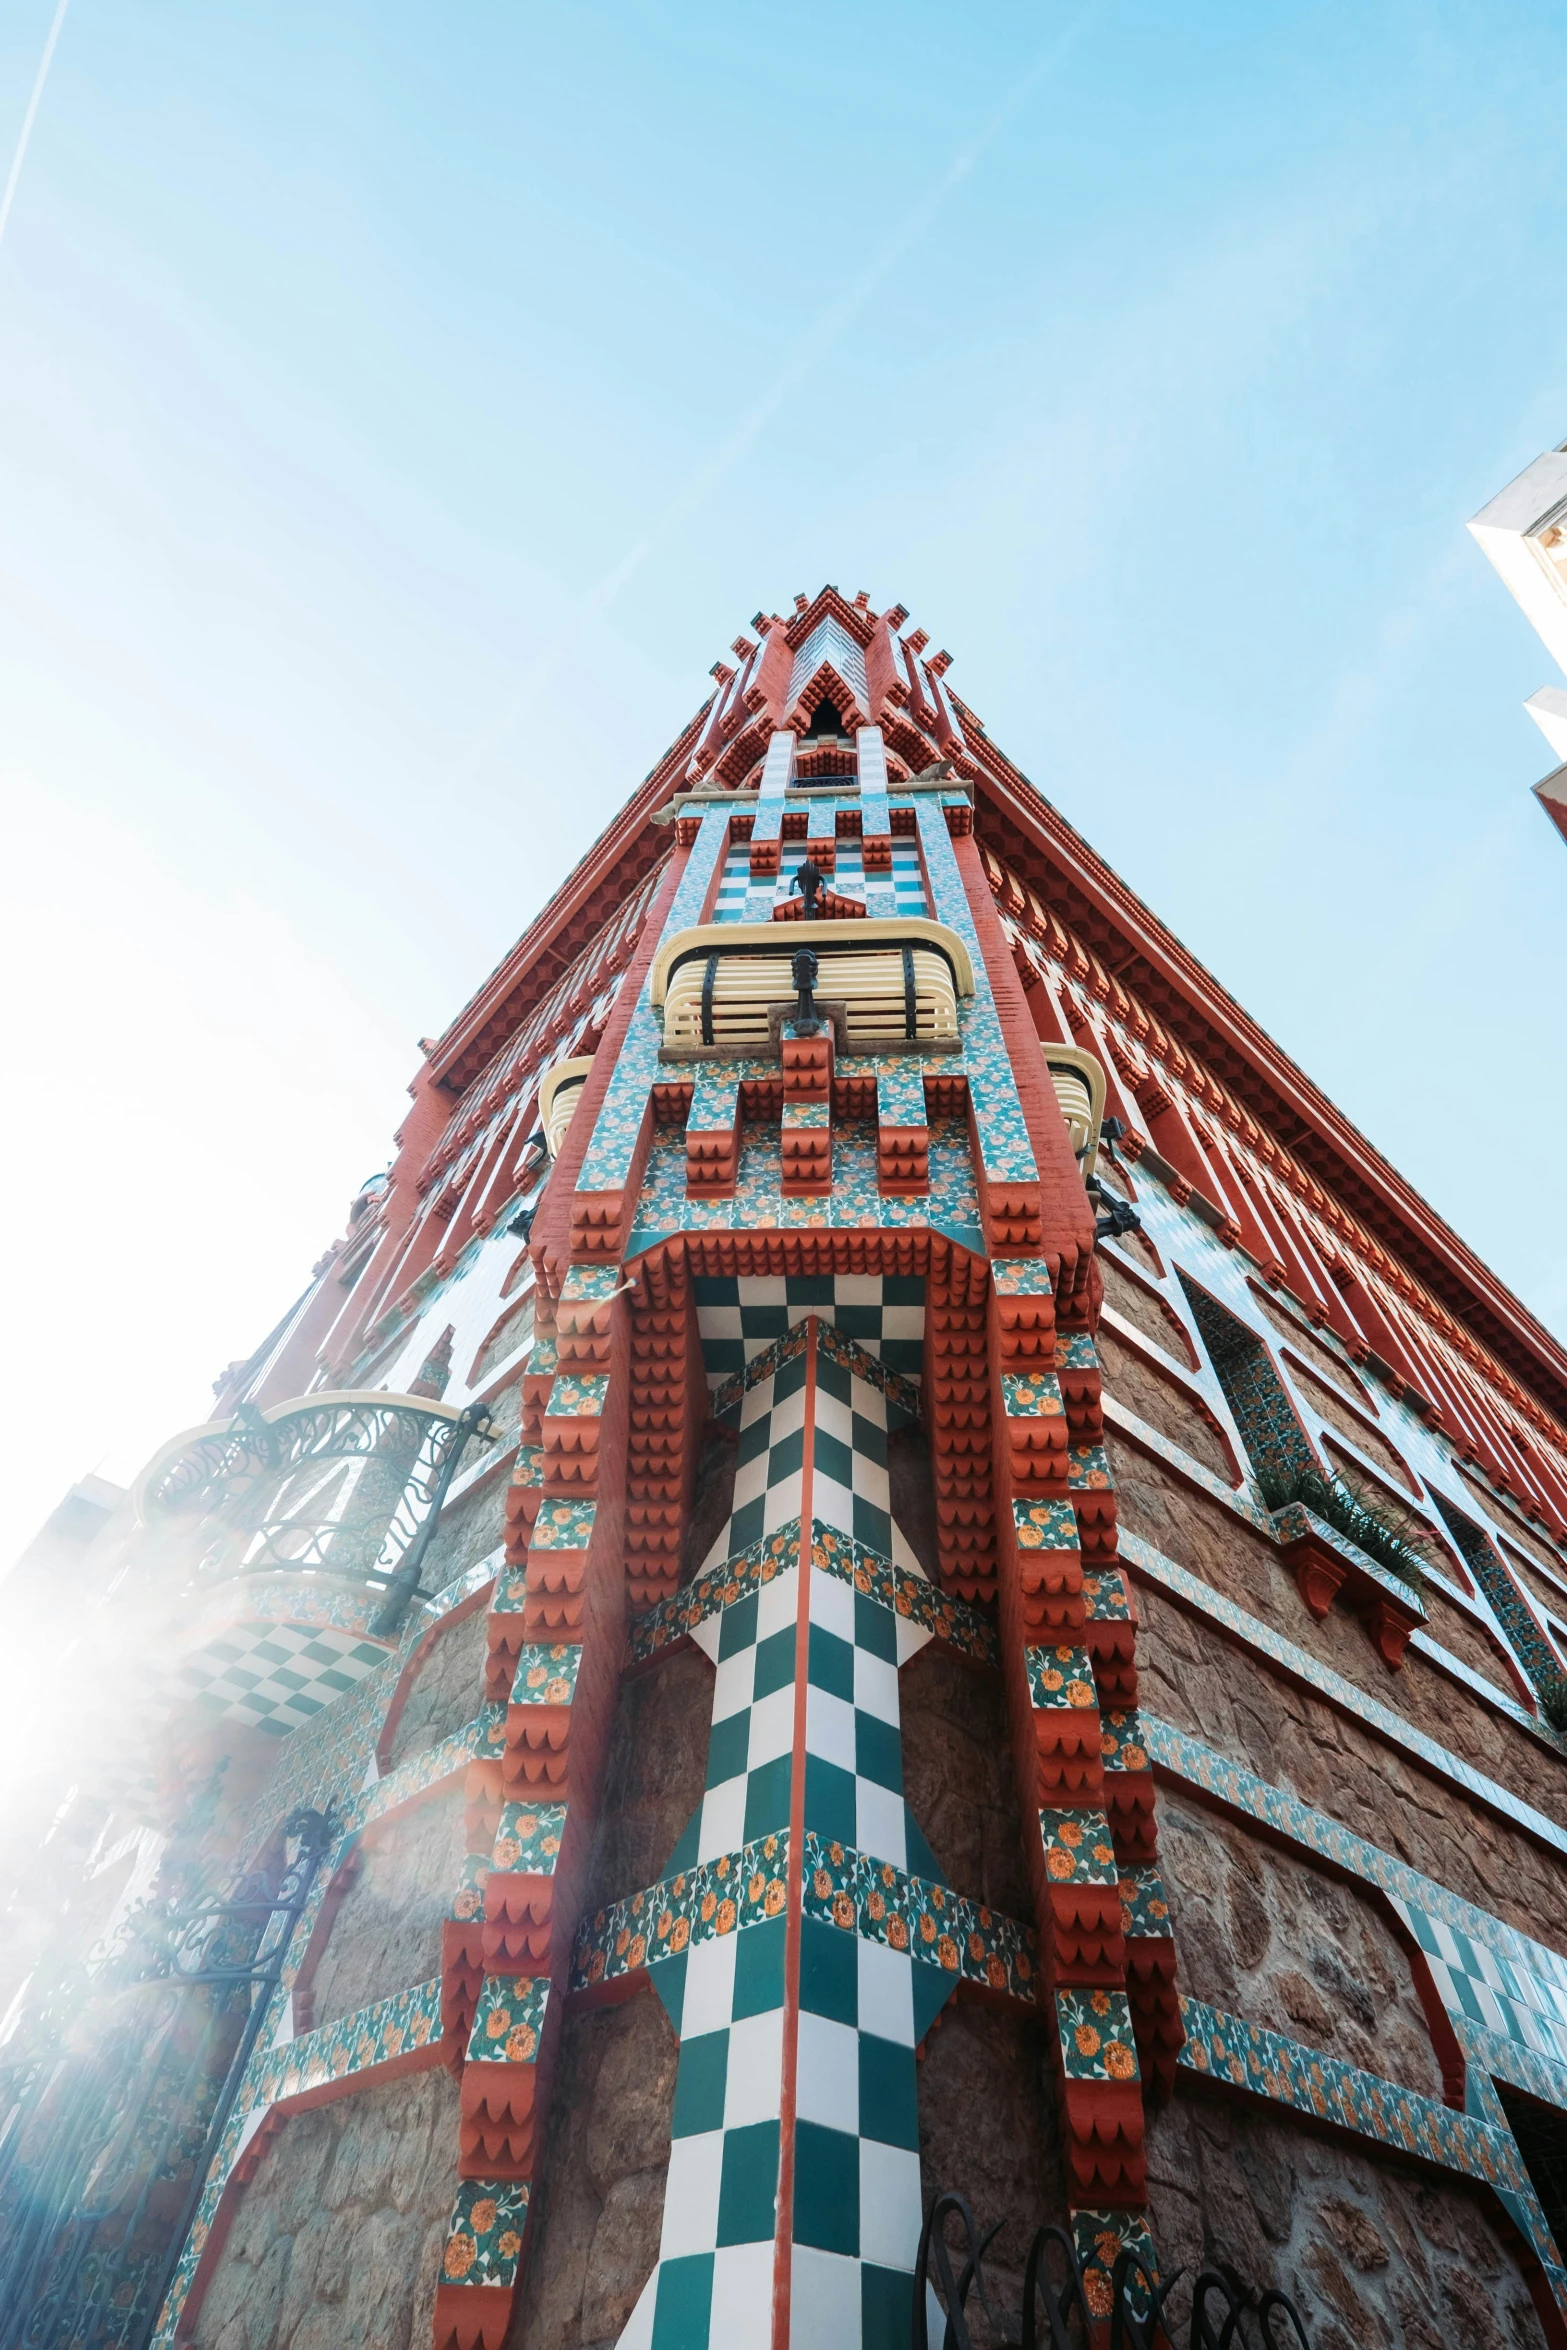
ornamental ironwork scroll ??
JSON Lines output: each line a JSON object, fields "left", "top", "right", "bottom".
{"left": 913, "top": 2190, "right": 1313, "bottom": 2349}
{"left": 137, "top": 1391, "right": 493, "bottom": 1611}
{"left": 0, "top": 1808, "right": 332, "bottom": 2350}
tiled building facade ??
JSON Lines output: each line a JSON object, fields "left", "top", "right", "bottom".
{"left": 7, "top": 586, "right": 1567, "bottom": 2347}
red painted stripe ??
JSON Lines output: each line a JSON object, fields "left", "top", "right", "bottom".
{"left": 772, "top": 1315, "right": 816, "bottom": 2350}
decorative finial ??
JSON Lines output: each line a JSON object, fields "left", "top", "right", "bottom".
{"left": 794, "top": 857, "right": 824, "bottom": 918}
{"left": 791, "top": 946, "right": 821, "bottom": 1035}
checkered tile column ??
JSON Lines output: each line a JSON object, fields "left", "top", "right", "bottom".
{"left": 624, "top": 1321, "right": 935, "bottom": 2349}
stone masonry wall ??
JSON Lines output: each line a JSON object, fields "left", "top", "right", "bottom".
{"left": 508, "top": 1991, "right": 678, "bottom": 2350}
{"left": 1112, "top": 1434, "right": 1567, "bottom": 1831}
{"left": 193, "top": 2066, "right": 460, "bottom": 2350}
{"left": 1137, "top": 1579, "right": 1567, "bottom": 1954}
{"left": 305, "top": 1787, "right": 468, "bottom": 2029}
{"left": 1145, "top": 2090, "right": 1548, "bottom": 2350}
{"left": 1155, "top": 1792, "right": 1443, "bottom": 2095}
{"left": 1098, "top": 1330, "right": 1237, "bottom": 1487}
{"left": 916, "top": 2001, "right": 1065, "bottom": 2337}
{"left": 584, "top": 1642, "right": 712, "bottom": 1910}
{"left": 389, "top": 1605, "right": 493, "bottom": 1770}
{"left": 899, "top": 1644, "right": 1031, "bottom": 1919}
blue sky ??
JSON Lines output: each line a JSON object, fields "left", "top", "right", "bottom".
{"left": 3, "top": 0, "right": 1566, "bottom": 1559}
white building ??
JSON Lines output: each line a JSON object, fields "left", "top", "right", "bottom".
{"left": 1469, "top": 445, "right": 1567, "bottom": 844}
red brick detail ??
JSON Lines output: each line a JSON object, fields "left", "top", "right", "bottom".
{"left": 771, "top": 888, "right": 865, "bottom": 921}
{"left": 1060, "top": 2078, "right": 1147, "bottom": 2204}
{"left": 781, "top": 1031, "right": 832, "bottom": 1101}
{"left": 861, "top": 833, "right": 893, "bottom": 872}
{"left": 1125, "top": 1937, "right": 1183, "bottom": 2108}
{"left": 749, "top": 835, "right": 781, "bottom": 878}
{"left": 568, "top": 1191, "right": 625, "bottom": 1262}
{"left": 441, "top": 1917, "right": 484, "bottom": 2053}
{"left": 877, "top": 1125, "right": 929, "bottom": 1196}
{"left": 433, "top": 2283, "right": 512, "bottom": 2349}
{"left": 686, "top": 1105, "right": 741, "bottom": 1197}
{"left": 458, "top": 1993, "right": 558, "bottom": 2182}
{"left": 623, "top": 1244, "right": 704, "bottom": 1611}
{"left": 925, "top": 1250, "right": 997, "bottom": 1604}
{"left": 780, "top": 1121, "right": 832, "bottom": 1195}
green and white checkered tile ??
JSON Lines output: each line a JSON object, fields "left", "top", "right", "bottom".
{"left": 1394, "top": 1895, "right": 1567, "bottom": 2079}
{"left": 173, "top": 1622, "right": 390, "bottom": 1735}
{"left": 695, "top": 1274, "right": 925, "bottom": 1389}
{"left": 710, "top": 836, "right": 929, "bottom": 928}
{"left": 622, "top": 1339, "right": 934, "bottom": 2345}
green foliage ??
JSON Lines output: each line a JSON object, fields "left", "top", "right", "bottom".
{"left": 1258, "top": 1461, "right": 1427, "bottom": 1594}
{"left": 1535, "top": 1669, "right": 1567, "bottom": 1736}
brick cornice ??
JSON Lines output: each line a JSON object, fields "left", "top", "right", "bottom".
{"left": 956, "top": 700, "right": 1567, "bottom": 1427}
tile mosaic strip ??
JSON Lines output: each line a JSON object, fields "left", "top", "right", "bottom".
{"left": 1081, "top": 1568, "right": 1133, "bottom": 1622}
{"left": 1057, "top": 1987, "right": 1141, "bottom": 2082}
{"left": 1040, "top": 1808, "right": 1120, "bottom": 1887}
{"left": 570, "top": 1832, "right": 791, "bottom": 1988}
{"left": 912, "top": 799, "right": 1037, "bottom": 1186}
{"left": 626, "top": 1514, "right": 996, "bottom": 1668}
{"left": 561, "top": 1263, "right": 622, "bottom": 1301}
{"left": 994, "top": 1259, "right": 1056, "bottom": 1298}
{"left": 876, "top": 1063, "right": 928, "bottom": 1126}
{"left": 544, "top": 1371, "right": 608, "bottom": 1416}
{"left": 803, "top": 1832, "right": 1038, "bottom": 2000}
{"left": 465, "top": 1972, "right": 549, "bottom": 2064}
{"left": 1123, "top": 1531, "right": 1567, "bottom": 1858}
{"left": 1460, "top": 2015, "right": 1567, "bottom": 2115}
{"left": 1144, "top": 1714, "right": 1567, "bottom": 2092}
{"left": 1099, "top": 1709, "right": 1151, "bottom": 1771}
{"left": 439, "top": 2179, "right": 531, "bottom": 2291}
{"left": 239, "top": 1976, "right": 444, "bottom": 2113}
{"left": 1015, "top": 1497, "right": 1082, "bottom": 1552}
{"left": 571, "top": 1829, "right": 1036, "bottom": 2005}
{"left": 1178, "top": 1994, "right": 1530, "bottom": 2193}
{"left": 358, "top": 1703, "right": 508, "bottom": 1834}
{"left": 529, "top": 1497, "right": 598, "bottom": 1551}
{"left": 1118, "top": 1862, "right": 1175, "bottom": 1939}
{"left": 1068, "top": 1442, "right": 1113, "bottom": 1491}
{"left": 1000, "top": 1370, "right": 1066, "bottom": 1419}
{"left": 814, "top": 1318, "right": 923, "bottom": 1422}
{"left": 509, "top": 1642, "right": 582, "bottom": 1706}
{"left": 1025, "top": 1644, "right": 1098, "bottom": 1710}
{"left": 1074, "top": 2212, "right": 1163, "bottom": 2328}
{"left": 627, "top": 1518, "right": 802, "bottom": 1663}
{"left": 687, "top": 1069, "right": 741, "bottom": 1129}
{"left": 578, "top": 803, "right": 731, "bottom": 1196}
{"left": 809, "top": 1520, "right": 998, "bottom": 1666}
{"left": 625, "top": 1114, "right": 985, "bottom": 1261}
{"left": 705, "top": 1317, "right": 812, "bottom": 1418}
{"left": 493, "top": 1800, "right": 566, "bottom": 1875}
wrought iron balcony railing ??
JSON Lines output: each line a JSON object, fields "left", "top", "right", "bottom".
{"left": 914, "top": 2192, "right": 1311, "bottom": 2350}
{"left": 132, "top": 1389, "right": 495, "bottom": 1634}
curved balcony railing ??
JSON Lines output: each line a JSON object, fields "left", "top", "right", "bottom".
{"left": 132, "top": 1390, "right": 495, "bottom": 1634}
{"left": 652, "top": 918, "right": 974, "bottom": 1056}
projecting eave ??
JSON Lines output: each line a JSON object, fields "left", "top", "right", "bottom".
{"left": 961, "top": 704, "right": 1567, "bottom": 1427}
